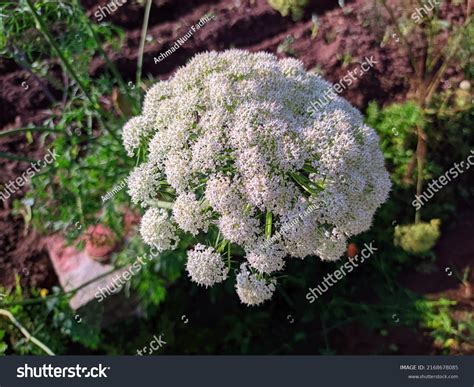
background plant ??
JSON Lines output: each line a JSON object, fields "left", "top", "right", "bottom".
{"left": 267, "top": 0, "right": 309, "bottom": 21}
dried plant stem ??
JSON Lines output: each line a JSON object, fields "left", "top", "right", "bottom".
{"left": 0, "top": 309, "right": 55, "bottom": 355}
{"left": 424, "top": 18, "right": 470, "bottom": 105}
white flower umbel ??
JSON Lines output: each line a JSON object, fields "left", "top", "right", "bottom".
{"left": 186, "top": 244, "right": 229, "bottom": 287}
{"left": 127, "top": 163, "right": 161, "bottom": 208}
{"left": 172, "top": 192, "right": 211, "bottom": 236}
{"left": 246, "top": 241, "right": 286, "bottom": 274}
{"left": 122, "top": 115, "right": 153, "bottom": 157}
{"left": 123, "top": 49, "right": 391, "bottom": 306}
{"left": 235, "top": 264, "right": 276, "bottom": 306}
{"left": 140, "top": 208, "right": 179, "bottom": 252}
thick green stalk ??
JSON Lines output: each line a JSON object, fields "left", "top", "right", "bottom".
{"left": 214, "top": 229, "right": 221, "bottom": 249}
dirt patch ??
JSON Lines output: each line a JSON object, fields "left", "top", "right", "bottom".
{"left": 0, "top": 107, "right": 60, "bottom": 290}
{"left": 88, "top": 0, "right": 465, "bottom": 110}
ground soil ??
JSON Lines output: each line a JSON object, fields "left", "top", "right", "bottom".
{"left": 0, "top": 0, "right": 471, "bottom": 353}
{"left": 0, "top": 112, "right": 57, "bottom": 290}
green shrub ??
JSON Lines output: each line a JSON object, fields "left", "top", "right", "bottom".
{"left": 365, "top": 101, "right": 426, "bottom": 186}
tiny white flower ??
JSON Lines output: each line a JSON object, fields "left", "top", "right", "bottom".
{"left": 172, "top": 192, "right": 211, "bottom": 236}
{"left": 122, "top": 116, "right": 153, "bottom": 157}
{"left": 127, "top": 163, "right": 161, "bottom": 208}
{"left": 246, "top": 241, "right": 286, "bottom": 274}
{"left": 186, "top": 244, "right": 229, "bottom": 287}
{"left": 140, "top": 208, "right": 179, "bottom": 252}
{"left": 235, "top": 264, "right": 276, "bottom": 306}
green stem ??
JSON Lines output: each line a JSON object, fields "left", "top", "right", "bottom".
{"left": 145, "top": 199, "right": 174, "bottom": 209}
{"left": 83, "top": 9, "right": 128, "bottom": 93}
{"left": 0, "top": 152, "right": 37, "bottom": 163}
{"left": 320, "top": 316, "right": 330, "bottom": 351}
{"left": 0, "top": 267, "right": 124, "bottom": 309}
{"left": 217, "top": 240, "right": 229, "bottom": 254}
{"left": 136, "top": 0, "right": 152, "bottom": 89}
{"left": 214, "top": 229, "right": 221, "bottom": 249}
{"left": 265, "top": 210, "right": 273, "bottom": 239}
{"left": 25, "top": 0, "right": 121, "bottom": 145}
{"left": 0, "top": 127, "right": 61, "bottom": 138}
{"left": 26, "top": 0, "right": 91, "bottom": 106}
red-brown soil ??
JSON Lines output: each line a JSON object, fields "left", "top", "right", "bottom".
{"left": 0, "top": 113, "right": 57, "bottom": 289}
